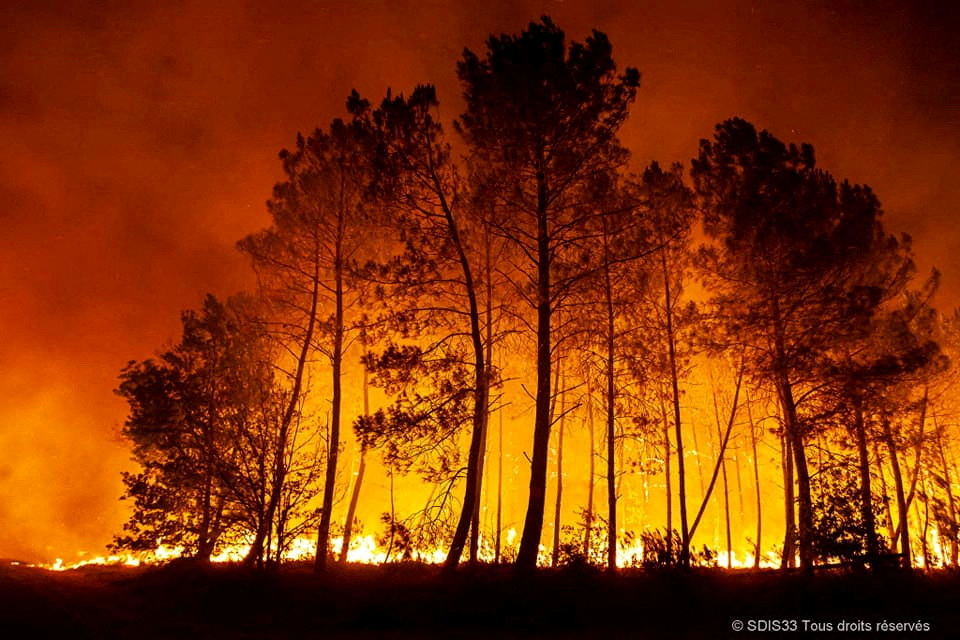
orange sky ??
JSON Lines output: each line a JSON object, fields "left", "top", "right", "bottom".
{"left": 1, "top": 0, "right": 958, "bottom": 562}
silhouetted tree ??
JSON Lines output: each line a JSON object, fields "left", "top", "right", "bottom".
{"left": 627, "top": 162, "right": 697, "bottom": 565}
{"left": 239, "top": 112, "right": 371, "bottom": 571}
{"left": 693, "top": 117, "right": 913, "bottom": 569}
{"left": 351, "top": 85, "right": 499, "bottom": 571}
{"left": 114, "top": 295, "right": 317, "bottom": 563}
{"left": 457, "top": 16, "right": 639, "bottom": 572}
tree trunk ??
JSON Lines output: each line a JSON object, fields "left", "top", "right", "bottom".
{"left": 659, "top": 385, "right": 672, "bottom": 561}
{"left": 778, "top": 379, "right": 812, "bottom": 570}
{"left": 470, "top": 250, "right": 495, "bottom": 565}
{"left": 746, "top": 390, "right": 762, "bottom": 568}
{"left": 551, "top": 375, "right": 566, "bottom": 568}
{"left": 339, "top": 341, "right": 370, "bottom": 564}
{"left": 934, "top": 414, "right": 959, "bottom": 566}
{"left": 603, "top": 236, "right": 618, "bottom": 572}
{"left": 661, "top": 247, "right": 689, "bottom": 567}
{"left": 495, "top": 395, "right": 504, "bottom": 565}
{"left": 711, "top": 379, "right": 733, "bottom": 568}
{"left": 873, "top": 442, "right": 896, "bottom": 548}
{"left": 470, "top": 411, "right": 489, "bottom": 566}
{"left": 894, "top": 389, "right": 928, "bottom": 545}
{"left": 245, "top": 237, "right": 321, "bottom": 567}
{"left": 770, "top": 296, "right": 812, "bottom": 570}
{"left": 384, "top": 471, "right": 396, "bottom": 563}
{"left": 854, "top": 403, "right": 879, "bottom": 562}
{"left": 197, "top": 463, "right": 215, "bottom": 561}
{"left": 688, "top": 365, "right": 742, "bottom": 546}
{"left": 883, "top": 418, "right": 912, "bottom": 567}
{"left": 781, "top": 429, "right": 796, "bottom": 569}
{"left": 918, "top": 470, "right": 931, "bottom": 567}
{"left": 440, "top": 172, "right": 488, "bottom": 574}
{"left": 517, "top": 169, "right": 552, "bottom": 573}
{"left": 584, "top": 375, "right": 596, "bottom": 560}
{"left": 315, "top": 220, "right": 345, "bottom": 573}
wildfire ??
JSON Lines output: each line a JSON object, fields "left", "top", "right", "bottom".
{"left": 35, "top": 527, "right": 775, "bottom": 571}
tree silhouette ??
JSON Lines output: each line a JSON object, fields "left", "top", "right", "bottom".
{"left": 239, "top": 112, "right": 371, "bottom": 571}
{"left": 351, "top": 85, "right": 499, "bottom": 571}
{"left": 694, "top": 117, "right": 915, "bottom": 569}
{"left": 456, "top": 16, "right": 639, "bottom": 572}
{"left": 114, "top": 295, "right": 317, "bottom": 563}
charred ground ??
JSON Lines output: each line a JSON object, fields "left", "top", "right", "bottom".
{"left": 1, "top": 562, "right": 958, "bottom": 639}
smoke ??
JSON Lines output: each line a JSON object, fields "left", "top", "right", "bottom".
{"left": 0, "top": 0, "right": 957, "bottom": 561}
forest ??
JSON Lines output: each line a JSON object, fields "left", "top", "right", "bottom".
{"left": 109, "top": 16, "right": 960, "bottom": 577}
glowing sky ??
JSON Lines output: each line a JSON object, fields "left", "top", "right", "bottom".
{"left": 1, "top": 0, "right": 958, "bottom": 562}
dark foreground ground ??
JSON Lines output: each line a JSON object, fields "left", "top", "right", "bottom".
{"left": 1, "top": 560, "right": 958, "bottom": 639}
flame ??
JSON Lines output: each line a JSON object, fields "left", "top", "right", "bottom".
{"left": 35, "top": 525, "right": 946, "bottom": 571}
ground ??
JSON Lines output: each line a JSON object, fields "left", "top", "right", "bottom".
{"left": 1, "top": 560, "right": 957, "bottom": 638}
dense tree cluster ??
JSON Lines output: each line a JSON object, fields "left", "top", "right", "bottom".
{"left": 114, "top": 17, "right": 960, "bottom": 572}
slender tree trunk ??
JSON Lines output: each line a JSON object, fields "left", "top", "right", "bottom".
{"left": 495, "top": 395, "right": 504, "bottom": 565}
{"left": 895, "top": 389, "right": 928, "bottom": 544}
{"left": 689, "top": 366, "right": 742, "bottom": 554}
{"left": 197, "top": 465, "right": 214, "bottom": 561}
{"left": 770, "top": 296, "right": 812, "bottom": 570}
{"left": 245, "top": 238, "right": 320, "bottom": 567}
{"left": 446, "top": 363, "right": 488, "bottom": 571}
{"left": 711, "top": 379, "right": 733, "bottom": 568}
{"left": 470, "top": 249, "right": 495, "bottom": 565}
{"left": 661, "top": 247, "right": 689, "bottom": 567}
{"left": 918, "top": 470, "right": 931, "bottom": 567}
{"left": 339, "top": 452, "right": 365, "bottom": 563}
{"left": 552, "top": 374, "right": 566, "bottom": 568}
{"left": 210, "top": 492, "right": 224, "bottom": 554}
{"left": 517, "top": 168, "right": 552, "bottom": 573}
{"left": 440, "top": 174, "right": 488, "bottom": 573}
{"left": 934, "top": 415, "right": 959, "bottom": 566}
{"left": 874, "top": 442, "right": 897, "bottom": 550}
{"left": 384, "top": 471, "right": 396, "bottom": 563}
{"left": 883, "top": 418, "right": 912, "bottom": 567}
{"left": 778, "top": 379, "right": 812, "bottom": 570}
{"left": 315, "top": 221, "right": 345, "bottom": 573}
{"left": 746, "top": 390, "right": 762, "bottom": 568}
{"left": 854, "top": 403, "right": 879, "bottom": 562}
{"left": 781, "top": 430, "right": 796, "bottom": 569}
{"left": 584, "top": 375, "right": 596, "bottom": 560}
{"left": 659, "top": 385, "right": 672, "bottom": 561}
{"left": 470, "top": 412, "right": 489, "bottom": 565}
{"left": 603, "top": 237, "right": 618, "bottom": 572}
{"left": 339, "top": 352, "right": 369, "bottom": 564}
